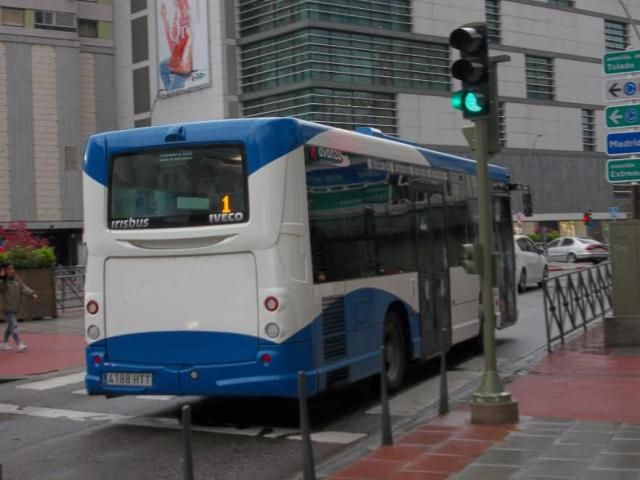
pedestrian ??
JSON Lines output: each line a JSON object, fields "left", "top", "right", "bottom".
{"left": 0, "top": 262, "right": 38, "bottom": 352}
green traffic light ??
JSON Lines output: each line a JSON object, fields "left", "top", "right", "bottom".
{"left": 451, "top": 90, "right": 487, "bottom": 115}
{"left": 451, "top": 90, "right": 464, "bottom": 110}
{"left": 464, "top": 92, "right": 483, "bottom": 113}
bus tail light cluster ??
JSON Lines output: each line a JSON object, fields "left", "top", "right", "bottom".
{"left": 261, "top": 353, "right": 272, "bottom": 365}
{"left": 264, "top": 296, "right": 279, "bottom": 312}
{"left": 265, "top": 322, "right": 280, "bottom": 338}
{"left": 87, "top": 300, "right": 99, "bottom": 315}
{"left": 87, "top": 325, "right": 100, "bottom": 340}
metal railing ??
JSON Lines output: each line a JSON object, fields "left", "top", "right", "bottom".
{"left": 55, "top": 265, "right": 85, "bottom": 311}
{"left": 543, "top": 262, "right": 612, "bottom": 352}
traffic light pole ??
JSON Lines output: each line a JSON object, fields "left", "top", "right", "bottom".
{"left": 470, "top": 117, "right": 519, "bottom": 425}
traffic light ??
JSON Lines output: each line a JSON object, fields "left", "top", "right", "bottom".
{"left": 583, "top": 211, "right": 592, "bottom": 225}
{"left": 462, "top": 243, "right": 483, "bottom": 275}
{"left": 449, "top": 23, "right": 490, "bottom": 119}
{"left": 523, "top": 192, "right": 533, "bottom": 217}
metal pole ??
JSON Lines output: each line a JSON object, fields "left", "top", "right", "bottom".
{"left": 632, "top": 183, "right": 639, "bottom": 219}
{"left": 380, "top": 346, "right": 393, "bottom": 446}
{"left": 616, "top": 0, "right": 640, "bottom": 219}
{"left": 181, "top": 405, "right": 194, "bottom": 480}
{"left": 438, "top": 327, "right": 449, "bottom": 415}
{"left": 470, "top": 117, "right": 518, "bottom": 424}
{"left": 476, "top": 118, "right": 501, "bottom": 391}
{"left": 298, "top": 371, "right": 316, "bottom": 480}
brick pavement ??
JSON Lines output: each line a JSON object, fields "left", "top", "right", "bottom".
{"left": 0, "top": 308, "right": 84, "bottom": 379}
{"left": 328, "top": 323, "right": 640, "bottom": 480}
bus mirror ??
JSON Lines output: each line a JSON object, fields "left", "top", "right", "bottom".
{"left": 523, "top": 192, "right": 533, "bottom": 217}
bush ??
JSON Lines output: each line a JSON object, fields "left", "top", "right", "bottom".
{"left": 0, "top": 221, "right": 56, "bottom": 270}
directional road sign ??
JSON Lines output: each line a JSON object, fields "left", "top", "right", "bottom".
{"left": 604, "top": 77, "right": 640, "bottom": 102}
{"left": 604, "top": 49, "right": 640, "bottom": 75}
{"left": 607, "top": 131, "right": 640, "bottom": 156}
{"left": 607, "top": 158, "right": 640, "bottom": 183}
{"left": 606, "top": 105, "right": 640, "bottom": 128}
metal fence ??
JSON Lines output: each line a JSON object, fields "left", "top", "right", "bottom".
{"left": 55, "top": 265, "right": 85, "bottom": 311}
{"left": 542, "top": 262, "right": 612, "bottom": 352}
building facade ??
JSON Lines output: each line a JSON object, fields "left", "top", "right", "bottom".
{"left": 118, "top": 1, "right": 638, "bottom": 240}
{"left": 0, "top": 0, "right": 116, "bottom": 264}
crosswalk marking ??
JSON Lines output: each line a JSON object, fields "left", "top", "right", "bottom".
{"left": 0, "top": 401, "right": 364, "bottom": 444}
{"left": 17, "top": 372, "right": 86, "bottom": 391}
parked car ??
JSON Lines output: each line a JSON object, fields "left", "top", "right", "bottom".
{"left": 546, "top": 236, "right": 608, "bottom": 263}
{"left": 514, "top": 235, "right": 548, "bottom": 292}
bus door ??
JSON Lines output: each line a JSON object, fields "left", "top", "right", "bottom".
{"left": 412, "top": 182, "right": 451, "bottom": 358}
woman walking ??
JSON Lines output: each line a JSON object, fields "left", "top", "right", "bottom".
{"left": 0, "top": 262, "right": 38, "bottom": 352}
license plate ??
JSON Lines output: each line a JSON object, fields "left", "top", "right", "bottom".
{"left": 105, "top": 372, "right": 153, "bottom": 387}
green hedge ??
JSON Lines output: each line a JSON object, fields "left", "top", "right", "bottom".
{"left": 527, "top": 230, "right": 560, "bottom": 244}
{"left": 0, "top": 246, "right": 56, "bottom": 270}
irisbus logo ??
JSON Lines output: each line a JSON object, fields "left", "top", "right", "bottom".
{"left": 308, "top": 145, "right": 350, "bottom": 168}
{"left": 111, "top": 218, "right": 150, "bottom": 229}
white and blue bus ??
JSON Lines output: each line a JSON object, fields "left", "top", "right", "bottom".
{"left": 82, "top": 118, "right": 517, "bottom": 397}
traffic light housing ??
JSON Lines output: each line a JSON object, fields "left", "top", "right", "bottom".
{"left": 583, "top": 211, "right": 592, "bottom": 225}
{"left": 462, "top": 243, "right": 483, "bottom": 275}
{"left": 449, "top": 23, "right": 490, "bottom": 119}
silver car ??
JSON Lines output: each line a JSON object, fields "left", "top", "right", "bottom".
{"left": 546, "top": 236, "right": 609, "bottom": 263}
{"left": 514, "top": 235, "right": 548, "bottom": 292}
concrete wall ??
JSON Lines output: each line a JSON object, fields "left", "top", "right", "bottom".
{"left": 0, "top": 1, "right": 115, "bottom": 227}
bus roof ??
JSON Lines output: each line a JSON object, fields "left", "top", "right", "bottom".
{"left": 84, "top": 117, "right": 509, "bottom": 186}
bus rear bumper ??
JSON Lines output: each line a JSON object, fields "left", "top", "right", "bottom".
{"left": 85, "top": 343, "right": 317, "bottom": 398}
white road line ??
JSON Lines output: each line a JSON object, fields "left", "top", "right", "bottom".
{"left": 287, "top": 431, "right": 366, "bottom": 444}
{"left": 17, "top": 372, "right": 86, "bottom": 391}
{"left": 0, "top": 402, "right": 363, "bottom": 444}
{"left": 134, "top": 395, "right": 175, "bottom": 401}
{"left": 71, "top": 389, "right": 175, "bottom": 401}
{"left": 0, "top": 402, "right": 128, "bottom": 422}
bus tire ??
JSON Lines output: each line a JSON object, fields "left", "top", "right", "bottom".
{"left": 383, "top": 310, "right": 406, "bottom": 392}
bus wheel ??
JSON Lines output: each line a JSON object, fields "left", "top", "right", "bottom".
{"left": 383, "top": 311, "right": 406, "bottom": 392}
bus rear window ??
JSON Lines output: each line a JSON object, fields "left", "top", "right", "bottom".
{"left": 109, "top": 145, "right": 248, "bottom": 229}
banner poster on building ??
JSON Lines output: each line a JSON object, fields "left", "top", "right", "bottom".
{"left": 156, "top": 0, "right": 209, "bottom": 96}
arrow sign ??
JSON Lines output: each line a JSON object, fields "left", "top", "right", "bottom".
{"left": 606, "top": 105, "right": 640, "bottom": 128}
{"left": 604, "top": 49, "right": 640, "bottom": 75}
{"left": 607, "top": 131, "right": 640, "bottom": 156}
{"left": 607, "top": 158, "right": 640, "bottom": 183}
{"left": 604, "top": 77, "right": 640, "bottom": 102}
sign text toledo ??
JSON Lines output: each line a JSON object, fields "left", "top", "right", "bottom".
{"left": 604, "top": 50, "right": 640, "bottom": 76}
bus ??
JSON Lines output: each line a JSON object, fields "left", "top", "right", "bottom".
{"left": 82, "top": 117, "right": 517, "bottom": 397}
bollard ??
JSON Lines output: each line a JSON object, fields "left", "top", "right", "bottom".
{"left": 298, "top": 371, "right": 316, "bottom": 480}
{"left": 380, "top": 345, "right": 393, "bottom": 446}
{"left": 438, "top": 327, "right": 449, "bottom": 416}
{"left": 182, "top": 405, "right": 194, "bottom": 480}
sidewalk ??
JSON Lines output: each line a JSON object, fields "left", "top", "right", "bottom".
{"left": 0, "top": 308, "right": 85, "bottom": 380}
{"left": 329, "top": 324, "right": 640, "bottom": 480}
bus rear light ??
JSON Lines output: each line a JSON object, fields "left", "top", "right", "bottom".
{"left": 265, "top": 322, "right": 280, "bottom": 338}
{"left": 264, "top": 296, "right": 279, "bottom": 312}
{"left": 92, "top": 355, "right": 101, "bottom": 366}
{"left": 261, "top": 353, "right": 272, "bottom": 365}
{"left": 87, "top": 325, "right": 100, "bottom": 340}
{"left": 87, "top": 300, "right": 99, "bottom": 315}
